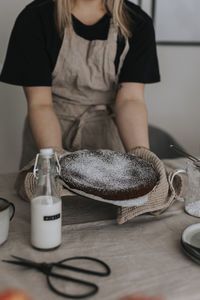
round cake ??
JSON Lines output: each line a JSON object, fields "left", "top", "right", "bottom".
{"left": 59, "top": 149, "right": 158, "bottom": 201}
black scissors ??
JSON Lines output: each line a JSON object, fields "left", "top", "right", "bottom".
{"left": 2, "top": 255, "right": 111, "bottom": 299}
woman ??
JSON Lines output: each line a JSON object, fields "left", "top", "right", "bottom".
{"left": 0, "top": 0, "right": 160, "bottom": 168}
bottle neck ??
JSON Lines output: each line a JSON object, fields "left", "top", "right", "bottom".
{"left": 33, "top": 155, "right": 60, "bottom": 198}
{"left": 33, "top": 150, "right": 61, "bottom": 180}
{"left": 38, "top": 155, "right": 57, "bottom": 176}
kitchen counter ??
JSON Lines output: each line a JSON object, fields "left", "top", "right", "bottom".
{"left": 0, "top": 158, "right": 199, "bottom": 300}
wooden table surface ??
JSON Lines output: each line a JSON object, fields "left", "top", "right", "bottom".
{"left": 0, "top": 158, "right": 200, "bottom": 300}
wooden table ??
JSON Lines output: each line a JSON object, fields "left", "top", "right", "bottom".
{"left": 0, "top": 158, "right": 200, "bottom": 300}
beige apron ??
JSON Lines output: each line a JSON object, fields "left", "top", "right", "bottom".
{"left": 19, "top": 18, "right": 130, "bottom": 169}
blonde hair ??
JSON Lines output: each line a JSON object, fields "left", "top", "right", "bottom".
{"left": 53, "top": 0, "right": 132, "bottom": 38}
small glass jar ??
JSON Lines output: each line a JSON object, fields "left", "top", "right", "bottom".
{"left": 184, "top": 159, "right": 200, "bottom": 217}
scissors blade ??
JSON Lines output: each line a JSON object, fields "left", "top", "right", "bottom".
{"left": 2, "top": 256, "right": 40, "bottom": 269}
{"left": 2, "top": 259, "right": 33, "bottom": 268}
{"left": 11, "top": 255, "right": 37, "bottom": 264}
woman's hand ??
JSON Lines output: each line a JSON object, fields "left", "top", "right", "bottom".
{"left": 23, "top": 86, "right": 63, "bottom": 150}
{"left": 114, "top": 82, "right": 150, "bottom": 152}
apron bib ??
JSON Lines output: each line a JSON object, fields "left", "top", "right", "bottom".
{"left": 20, "top": 17, "right": 130, "bottom": 168}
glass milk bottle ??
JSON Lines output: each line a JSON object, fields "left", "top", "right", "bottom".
{"left": 31, "top": 148, "right": 62, "bottom": 250}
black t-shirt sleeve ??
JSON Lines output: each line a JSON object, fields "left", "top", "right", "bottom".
{"left": 0, "top": 8, "right": 52, "bottom": 86}
{"left": 118, "top": 16, "right": 160, "bottom": 84}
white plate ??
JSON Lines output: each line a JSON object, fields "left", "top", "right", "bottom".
{"left": 58, "top": 178, "right": 150, "bottom": 207}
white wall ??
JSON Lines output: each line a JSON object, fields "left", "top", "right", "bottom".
{"left": 0, "top": 0, "right": 200, "bottom": 174}
{"left": 146, "top": 46, "right": 200, "bottom": 154}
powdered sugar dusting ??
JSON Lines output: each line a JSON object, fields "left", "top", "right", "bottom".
{"left": 60, "top": 149, "right": 157, "bottom": 196}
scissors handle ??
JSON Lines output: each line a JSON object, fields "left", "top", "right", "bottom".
{"left": 47, "top": 271, "right": 98, "bottom": 299}
{"left": 47, "top": 256, "right": 111, "bottom": 299}
{"left": 55, "top": 256, "right": 111, "bottom": 277}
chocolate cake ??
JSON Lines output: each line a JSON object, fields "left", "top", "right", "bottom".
{"left": 59, "top": 149, "right": 158, "bottom": 202}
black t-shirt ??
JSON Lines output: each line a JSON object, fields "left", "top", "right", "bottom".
{"left": 0, "top": 0, "right": 160, "bottom": 86}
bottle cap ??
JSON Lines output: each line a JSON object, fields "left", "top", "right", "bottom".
{"left": 40, "top": 148, "right": 54, "bottom": 156}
